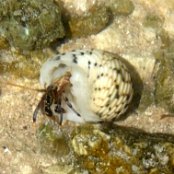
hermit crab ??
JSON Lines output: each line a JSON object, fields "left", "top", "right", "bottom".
{"left": 33, "top": 49, "right": 133, "bottom": 125}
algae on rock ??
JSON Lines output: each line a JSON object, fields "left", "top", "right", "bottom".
{"left": 143, "top": 14, "right": 164, "bottom": 29}
{"left": 105, "top": 0, "right": 134, "bottom": 16}
{"left": 0, "top": 48, "right": 54, "bottom": 79}
{"left": 37, "top": 123, "right": 70, "bottom": 158}
{"left": 36, "top": 123, "right": 174, "bottom": 174}
{"left": 70, "top": 125, "right": 174, "bottom": 174}
{"left": 69, "top": 7, "right": 110, "bottom": 37}
{"left": 154, "top": 33, "right": 174, "bottom": 113}
{"left": 0, "top": 0, "right": 65, "bottom": 50}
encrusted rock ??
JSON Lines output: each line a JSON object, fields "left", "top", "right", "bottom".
{"left": 0, "top": 0, "right": 65, "bottom": 50}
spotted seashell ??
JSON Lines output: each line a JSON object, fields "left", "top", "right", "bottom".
{"left": 40, "top": 49, "right": 133, "bottom": 123}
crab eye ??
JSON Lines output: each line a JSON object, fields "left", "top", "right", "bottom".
{"left": 55, "top": 105, "right": 65, "bottom": 113}
{"left": 55, "top": 105, "right": 62, "bottom": 113}
{"left": 45, "top": 106, "right": 53, "bottom": 116}
{"left": 45, "top": 94, "right": 52, "bottom": 105}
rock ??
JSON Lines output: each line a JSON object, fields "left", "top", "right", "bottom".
{"left": 106, "top": 0, "right": 135, "bottom": 16}
{"left": 0, "top": 0, "right": 65, "bottom": 50}
{"left": 154, "top": 32, "right": 174, "bottom": 113}
{"left": 38, "top": 123, "right": 174, "bottom": 173}
{"left": 69, "top": 7, "right": 110, "bottom": 37}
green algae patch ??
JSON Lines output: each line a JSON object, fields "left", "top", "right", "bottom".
{"left": 0, "top": 0, "right": 17, "bottom": 19}
{"left": 0, "top": 36, "right": 9, "bottom": 49}
{"left": 0, "top": 60, "right": 40, "bottom": 79}
{"left": 36, "top": 123, "right": 70, "bottom": 158}
{"left": 143, "top": 14, "right": 164, "bottom": 29}
{"left": 138, "top": 84, "right": 154, "bottom": 112}
{"left": 71, "top": 125, "right": 133, "bottom": 174}
{"left": 154, "top": 32, "right": 174, "bottom": 113}
{"left": 107, "top": 0, "right": 134, "bottom": 16}
{"left": 36, "top": 122, "right": 174, "bottom": 174}
{"left": 0, "top": 0, "right": 65, "bottom": 50}
{"left": 71, "top": 125, "right": 174, "bottom": 173}
{"left": 0, "top": 50, "right": 49, "bottom": 79}
{"left": 69, "top": 7, "right": 110, "bottom": 37}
